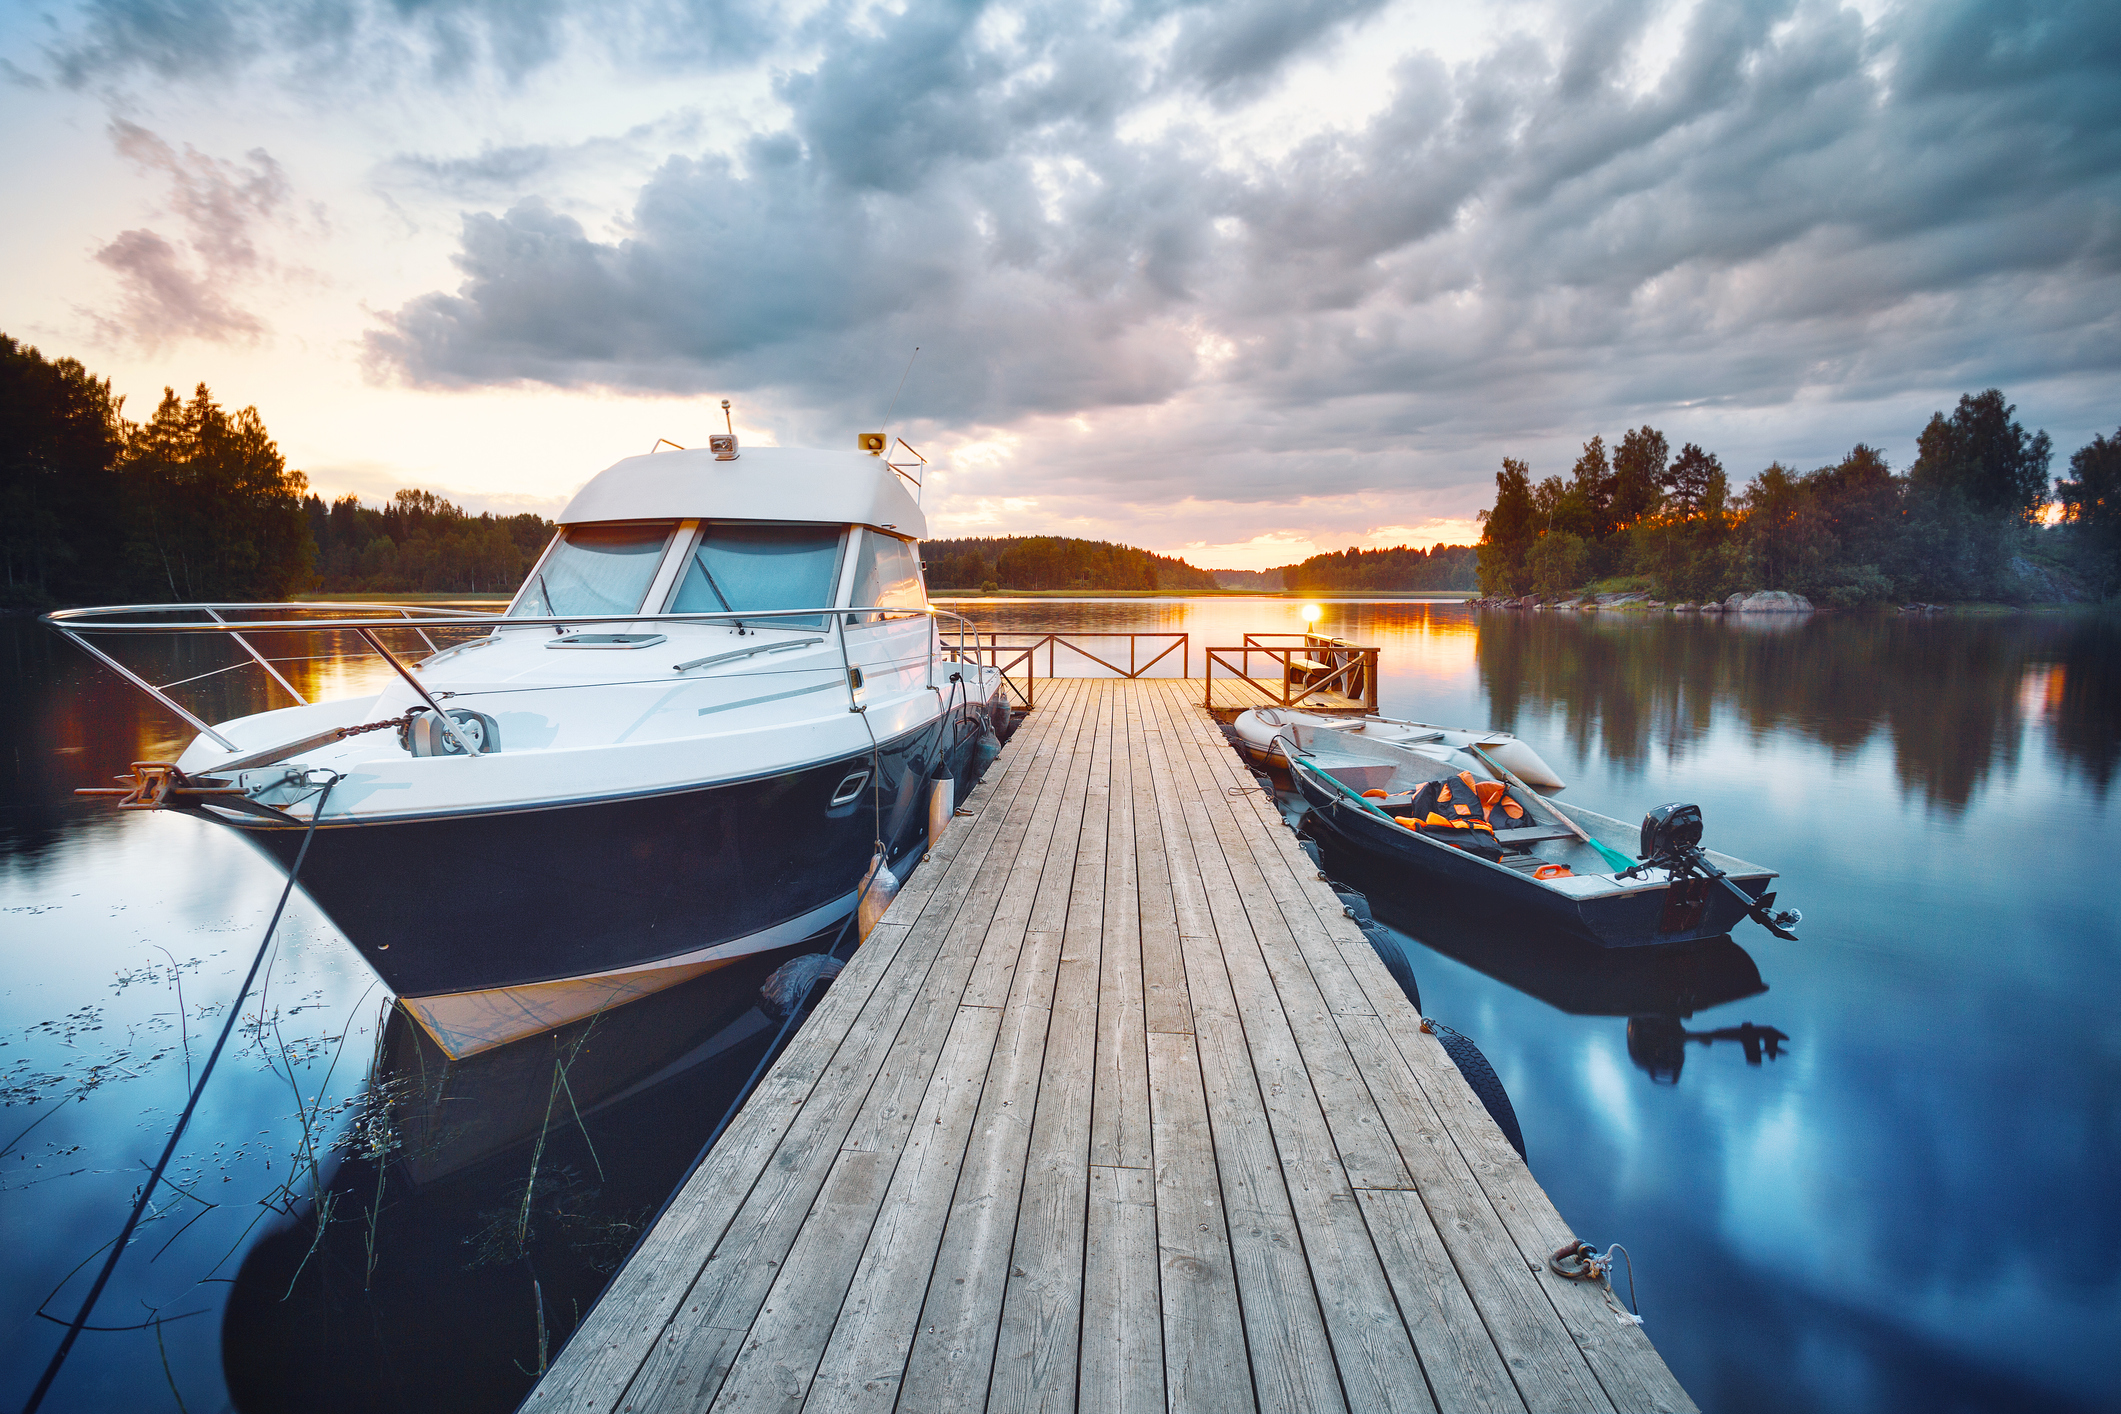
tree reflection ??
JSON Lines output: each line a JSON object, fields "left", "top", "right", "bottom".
{"left": 1474, "top": 611, "right": 2119, "bottom": 809}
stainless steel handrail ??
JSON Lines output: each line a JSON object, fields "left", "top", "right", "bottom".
{"left": 44, "top": 601, "right": 993, "bottom": 743}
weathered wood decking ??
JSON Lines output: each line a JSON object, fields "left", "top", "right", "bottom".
{"left": 528, "top": 679, "right": 1695, "bottom": 1413}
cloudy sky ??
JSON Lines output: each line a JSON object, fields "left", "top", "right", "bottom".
{"left": 4, "top": 0, "right": 2116, "bottom": 567}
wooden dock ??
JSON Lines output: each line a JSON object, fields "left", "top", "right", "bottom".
{"left": 528, "top": 679, "right": 1695, "bottom": 1414}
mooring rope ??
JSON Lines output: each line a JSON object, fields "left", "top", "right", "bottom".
{"left": 23, "top": 771, "right": 342, "bottom": 1413}
{"left": 1548, "top": 1238, "right": 1644, "bottom": 1324}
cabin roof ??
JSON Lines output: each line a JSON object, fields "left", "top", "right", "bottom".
{"left": 558, "top": 446, "right": 927, "bottom": 539}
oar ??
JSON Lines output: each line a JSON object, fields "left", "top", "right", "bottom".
{"left": 1468, "top": 743, "right": 1635, "bottom": 873}
{"left": 1291, "top": 754, "right": 1399, "bottom": 823}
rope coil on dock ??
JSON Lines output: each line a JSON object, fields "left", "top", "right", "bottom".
{"left": 1548, "top": 1239, "right": 1643, "bottom": 1325}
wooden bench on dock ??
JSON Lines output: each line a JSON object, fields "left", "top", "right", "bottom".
{"left": 527, "top": 678, "right": 1695, "bottom": 1414}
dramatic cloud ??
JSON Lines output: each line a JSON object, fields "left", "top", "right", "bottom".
{"left": 50, "top": 0, "right": 777, "bottom": 88}
{"left": 25, "top": 0, "right": 2121, "bottom": 553}
{"left": 352, "top": 0, "right": 2121, "bottom": 522}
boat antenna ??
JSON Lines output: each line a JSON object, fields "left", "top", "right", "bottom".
{"left": 882, "top": 347, "right": 920, "bottom": 443}
{"left": 721, "top": 398, "right": 733, "bottom": 435}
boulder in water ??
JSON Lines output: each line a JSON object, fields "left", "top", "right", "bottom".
{"left": 1727, "top": 590, "right": 1813, "bottom": 612}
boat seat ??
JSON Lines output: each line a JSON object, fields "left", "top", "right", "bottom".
{"left": 1492, "top": 826, "right": 1580, "bottom": 846}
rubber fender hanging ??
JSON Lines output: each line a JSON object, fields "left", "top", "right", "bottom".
{"left": 1330, "top": 885, "right": 1423, "bottom": 1013}
{"left": 1294, "top": 834, "right": 1324, "bottom": 869}
{"left": 1424, "top": 1019, "right": 1526, "bottom": 1162}
{"left": 759, "top": 954, "right": 844, "bottom": 1020}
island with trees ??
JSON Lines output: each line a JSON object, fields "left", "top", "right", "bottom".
{"left": 1473, "top": 394, "right": 2117, "bottom": 607}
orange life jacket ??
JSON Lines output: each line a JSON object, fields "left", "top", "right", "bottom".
{"left": 1475, "top": 778, "right": 1530, "bottom": 831}
{"left": 1388, "top": 772, "right": 1504, "bottom": 859}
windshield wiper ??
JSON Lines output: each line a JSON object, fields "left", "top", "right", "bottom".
{"left": 692, "top": 549, "right": 744, "bottom": 631}
{"left": 534, "top": 572, "right": 563, "bottom": 635}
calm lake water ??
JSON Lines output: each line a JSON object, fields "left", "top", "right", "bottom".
{"left": 3, "top": 599, "right": 2116, "bottom": 1412}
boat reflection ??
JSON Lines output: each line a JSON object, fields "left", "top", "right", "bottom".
{"left": 1312, "top": 835, "right": 1787, "bottom": 1083}
{"left": 221, "top": 944, "right": 816, "bottom": 1414}
{"left": 1625, "top": 1016, "right": 1791, "bottom": 1083}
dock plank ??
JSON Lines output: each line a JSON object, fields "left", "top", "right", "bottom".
{"left": 1146, "top": 1027, "right": 1255, "bottom": 1414}
{"left": 988, "top": 684, "right": 1115, "bottom": 1413}
{"left": 1080, "top": 1163, "right": 1162, "bottom": 1414}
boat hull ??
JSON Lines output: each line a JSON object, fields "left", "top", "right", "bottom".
{"left": 220, "top": 701, "right": 994, "bottom": 1053}
{"left": 1293, "top": 779, "right": 1771, "bottom": 948}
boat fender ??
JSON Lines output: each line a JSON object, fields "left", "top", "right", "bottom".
{"left": 1294, "top": 835, "right": 1324, "bottom": 870}
{"left": 1330, "top": 885, "right": 1422, "bottom": 1013}
{"left": 1422, "top": 1018, "right": 1526, "bottom": 1161}
{"left": 759, "top": 954, "right": 845, "bottom": 1020}
{"left": 857, "top": 854, "right": 901, "bottom": 941}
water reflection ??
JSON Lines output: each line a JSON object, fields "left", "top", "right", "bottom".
{"left": 1473, "top": 611, "right": 2121, "bottom": 807}
{"left": 222, "top": 958, "right": 798, "bottom": 1413}
{"left": 0, "top": 616, "right": 821, "bottom": 1412}
{"left": 1315, "top": 841, "right": 1780, "bottom": 1085}
{"left": 10, "top": 602, "right": 2117, "bottom": 1413}
{"left": 1624, "top": 1017, "right": 1790, "bottom": 1083}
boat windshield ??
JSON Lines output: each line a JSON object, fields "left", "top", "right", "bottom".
{"left": 670, "top": 522, "right": 845, "bottom": 629}
{"left": 513, "top": 522, "right": 676, "bottom": 619}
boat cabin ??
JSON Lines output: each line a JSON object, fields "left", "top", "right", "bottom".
{"left": 509, "top": 444, "right": 930, "bottom": 627}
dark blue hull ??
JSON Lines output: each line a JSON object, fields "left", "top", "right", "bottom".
{"left": 1294, "top": 775, "right": 1771, "bottom": 948}
{"left": 234, "top": 702, "right": 993, "bottom": 999}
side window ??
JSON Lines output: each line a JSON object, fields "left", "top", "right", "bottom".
{"left": 848, "top": 530, "right": 926, "bottom": 623}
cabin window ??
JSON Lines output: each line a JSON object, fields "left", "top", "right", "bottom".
{"left": 849, "top": 530, "right": 926, "bottom": 623}
{"left": 670, "top": 522, "right": 845, "bottom": 629}
{"left": 513, "top": 522, "right": 675, "bottom": 619}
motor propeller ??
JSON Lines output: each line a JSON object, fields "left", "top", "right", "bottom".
{"left": 1622, "top": 802, "right": 1804, "bottom": 941}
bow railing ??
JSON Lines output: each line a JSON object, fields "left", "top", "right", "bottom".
{"left": 44, "top": 601, "right": 994, "bottom": 752}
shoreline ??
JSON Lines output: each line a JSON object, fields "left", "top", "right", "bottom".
{"left": 931, "top": 588, "right": 1480, "bottom": 601}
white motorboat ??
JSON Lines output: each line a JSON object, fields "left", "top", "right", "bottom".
{"left": 51, "top": 436, "right": 1008, "bottom": 1056}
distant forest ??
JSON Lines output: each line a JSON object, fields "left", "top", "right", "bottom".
{"left": 1, "top": 334, "right": 557, "bottom": 608}
{"left": 1475, "top": 393, "right": 2121, "bottom": 605}
{"left": 306, "top": 490, "right": 553, "bottom": 595}
{"left": 922, "top": 537, "right": 1223, "bottom": 591}
{"left": 1278, "top": 543, "right": 1478, "bottom": 592}
{"left": 925, "top": 539, "right": 1479, "bottom": 593}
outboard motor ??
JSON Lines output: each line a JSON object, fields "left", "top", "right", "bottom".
{"left": 1639, "top": 802, "right": 1703, "bottom": 860}
{"left": 1625, "top": 802, "right": 1804, "bottom": 941}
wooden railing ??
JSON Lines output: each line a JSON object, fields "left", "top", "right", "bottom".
{"left": 943, "top": 632, "right": 1188, "bottom": 709}
{"left": 1203, "top": 633, "right": 1379, "bottom": 712}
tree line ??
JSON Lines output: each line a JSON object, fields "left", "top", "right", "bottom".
{"left": 1278, "top": 543, "right": 1477, "bottom": 592}
{"left": 922, "top": 536, "right": 1223, "bottom": 591}
{"left": 1, "top": 335, "right": 555, "bottom": 608}
{"left": 1475, "top": 391, "right": 2120, "bottom": 605}
{"left": 306, "top": 489, "right": 553, "bottom": 595}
